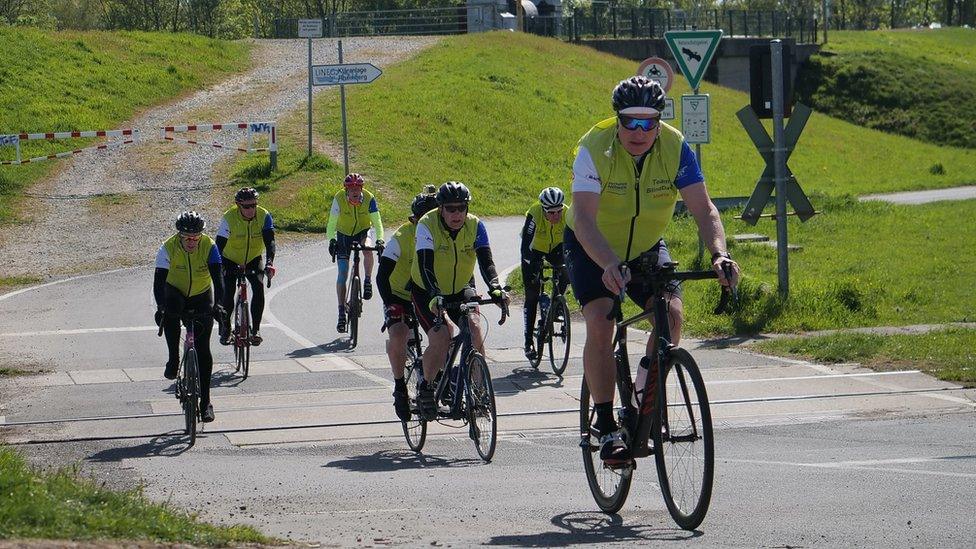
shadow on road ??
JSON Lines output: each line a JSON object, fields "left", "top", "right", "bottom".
{"left": 86, "top": 434, "right": 190, "bottom": 461}
{"left": 493, "top": 366, "right": 568, "bottom": 394}
{"left": 322, "top": 449, "right": 483, "bottom": 472}
{"left": 211, "top": 369, "right": 244, "bottom": 388}
{"left": 287, "top": 338, "right": 354, "bottom": 358}
{"left": 487, "top": 511, "right": 701, "bottom": 546}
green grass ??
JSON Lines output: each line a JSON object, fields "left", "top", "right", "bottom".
{"left": 0, "top": 368, "right": 32, "bottom": 377}
{"left": 750, "top": 328, "right": 976, "bottom": 385}
{"left": 0, "top": 28, "right": 251, "bottom": 223}
{"left": 797, "top": 28, "right": 976, "bottom": 148}
{"left": 0, "top": 276, "right": 42, "bottom": 291}
{"left": 233, "top": 31, "right": 976, "bottom": 232}
{"left": 0, "top": 446, "right": 270, "bottom": 544}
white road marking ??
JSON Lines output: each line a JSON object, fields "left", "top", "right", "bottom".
{"left": 0, "top": 266, "right": 142, "bottom": 302}
{"left": 727, "top": 456, "right": 976, "bottom": 479}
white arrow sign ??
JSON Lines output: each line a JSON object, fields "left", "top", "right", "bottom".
{"left": 312, "top": 63, "right": 382, "bottom": 86}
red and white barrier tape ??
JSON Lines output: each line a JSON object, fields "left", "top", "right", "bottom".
{"left": 0, "top": 139, "right": 136, "bottom": 166}
{"left": 159, "top": 121, "right": 276, "bottom": 153}
{"left": 161, "top": 123, "right": 250, "bottom": 133}
{"left": 17, "top": 129, "right": 138, "bottom": 141}
{"left": 161, "top": 136, "right": 270, "bottom": 153}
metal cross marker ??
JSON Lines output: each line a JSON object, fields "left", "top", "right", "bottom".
{"left": 737, "top": 102, "right": 816, "bottom": 225}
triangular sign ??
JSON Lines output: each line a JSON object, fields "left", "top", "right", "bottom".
{"left": 664, "top": 30, "right": 723, "bottom": 90}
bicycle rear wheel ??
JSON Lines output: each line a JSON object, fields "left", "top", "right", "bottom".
{"left": 652, "top": 348, "right": 714, "bottom": 530}
{"left": 183, "top": 350, "right": 199, "bottom": 446}
{"left": 348, "top": 277, "right": 361, "bottom": 348}
{"left": 580, "top": 375, "right": 633, "bottom": 513}
{"left": 401, "top": 346, "right": 427, "bottom": 452}
{"left": 547, "top": 297, "right": 571, "bottom": 377}
{"left": 467, "top": 353, "right": 497, "bottom": 462}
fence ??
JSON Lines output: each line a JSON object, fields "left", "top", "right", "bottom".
{"left": 271, "top": 6, "right": 472, "bottom": 38}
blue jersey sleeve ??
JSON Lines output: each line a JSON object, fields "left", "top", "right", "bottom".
{"left": 474, "top": 221, "right": 490, "bottom": 249}
{"left": 674, "top": 141, "right": 705, "bottom": 189}
{"left": 263, "top": 212, "right": 274, "bottom": 231}
{"left": 208, "top": 245, "right": 223, "bottom": 265}
{"left": 368, "top": 197, "right": 379, "bottom": 213}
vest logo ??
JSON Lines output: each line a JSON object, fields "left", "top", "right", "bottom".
{"left": 604, "top": 181, "right": 629, "bottom": 195}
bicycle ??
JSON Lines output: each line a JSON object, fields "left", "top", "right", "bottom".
{"left": 331, "top": 240, "right": 378, "bottom": 349}
{"left": 229, "top": 265, "right": 272, "bottom": 379}
{"left": 158, "top": 308, "right": 213, "bottom": 446}
{"left": 399, "top": 316, "right": 426, "bottom": 452}
{"left": 415, "top": 289, "right": 509, "bottom": 462}
{"left": 529, "top": 262, "right": 572, "bottom": 376}
{"left": 579, "top": 258, "right": 734, "bottom": 530}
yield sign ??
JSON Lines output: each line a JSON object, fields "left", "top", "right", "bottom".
{"left": 664, "top": 30, "right": 723, "bottom": 90}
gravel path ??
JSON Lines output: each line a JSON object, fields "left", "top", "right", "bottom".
{"left": 0, "top": 37, "right": 439, "bottom": 279}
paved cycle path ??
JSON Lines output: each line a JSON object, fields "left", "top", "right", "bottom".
{"left": 2, "top": 217, "right": 975, "bottom": 546}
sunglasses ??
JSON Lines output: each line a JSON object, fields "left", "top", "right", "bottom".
{"left": 238, "top": 202, "right": 257, "bottom": 210}
{"left": 619, "top": 115, "right": 661, "bottom": 132}
{"left": 180, "top": 233, "right": 202, "bottom": 241}
{"left": 443, "top": 204, "right": 468, "bottom": 214}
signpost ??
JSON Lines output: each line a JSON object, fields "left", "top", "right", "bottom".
{"left": 637, "top": 56, "right": 674, "bottom": 93}
{"left": 299, "top": 19, "right": 323, "bottom": 158}
{"left": 681, "top": 95, "right": 710, "bottom": 144}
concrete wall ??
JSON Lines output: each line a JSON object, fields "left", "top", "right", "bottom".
{"left": 578, "top": 37, "right": 820, "bottom": 93}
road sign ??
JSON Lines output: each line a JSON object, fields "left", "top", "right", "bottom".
{"left": 681, "top": 94, "right": 710, "bottom": 144}
{"left": 637, "top": 56, "right": 674, "bottom": 93}
{"left": 737, "top": 103, "right": 816, "bottom": 225}
{"left": 661, "top": 98, "right": 675, "bottom": 121}
{"left": 664, "top": 30, "right": 723, "bottom": 90}
{"left": 312, "top": 63, "right": 382, "bottom": 86}
{"left": 298, "top": 19, "right": 323, "bottom": 38}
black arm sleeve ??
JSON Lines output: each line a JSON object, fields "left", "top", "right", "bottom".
{"left": 520, "top": 213, "right": 535, "bottom": 261}
{"left": 376, "top": 256, "right": 396, "bottom": 306}
{"left": 215, "top": 235, "right": 228, "bottom": 255}
{"left": 417, "top": 249, "right": 441, "bottom": 297}
{"left": 153, "top": 268, "right": 168, "bottom": 309}
{"left": 263, "top": 228, "right": 276, "bottom": 264}
{"left": 476, "top": 246, "right": 500, "bottom": 289}
{"left": 209, "top": 262, "right": 224, "bottom": 301}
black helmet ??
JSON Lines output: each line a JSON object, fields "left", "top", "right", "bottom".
{"left": 436, "top": 181, "right": 471, "bottom": 205}
{"left": 611, "top": 76, "right": 666, "bottom": 113}
{"left": 235, "top": 187, "right": 259, "bottom": 202}
{"left": 411, "top": 192, "right": 439, "bottom": 218}
{"left": 175, "top": 211, "right": 205, "bottom": 234}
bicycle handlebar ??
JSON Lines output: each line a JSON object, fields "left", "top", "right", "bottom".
{"left": 156, "top": 309, "right": 215, "bottom": 337}
{"left": 432, "top": 289, "right": 510, "bottom": 329}
{"left": 608, "top": 262, "right": 738, "bottom": 320}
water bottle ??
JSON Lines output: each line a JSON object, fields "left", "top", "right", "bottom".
{"left": 634, "top": 356, "right": 655, "bottom": 415}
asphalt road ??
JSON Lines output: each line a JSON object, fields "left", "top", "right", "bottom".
{"left": 2, "top": 217, "right": 975, "bottom": 547}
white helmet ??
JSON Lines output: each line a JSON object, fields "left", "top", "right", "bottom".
{"left": 539, "top": 187, "right": 565, "bottom": 211}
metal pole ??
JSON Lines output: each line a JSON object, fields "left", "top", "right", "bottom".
{"left": 695, "top": 84, "right": 705, "bottom": 265}
{"left": 771, "top": 39, "right": 789, "bottom": 297}
{"left": 822, "top": 0, "right": 829, "bottom": 44}
{"left": 307, "top": 37, "right": 313, "bottom": 157}
{"left": 338, "top": 40, "right": 350, "bottom": 175}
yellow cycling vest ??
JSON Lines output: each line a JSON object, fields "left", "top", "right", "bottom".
{"left": 527, "top": 202, "right": 567, "bottom": 254}
{"left": 388, "top": 222, "right": 416, "bottom": 301}
{"left": 566, "top": 118, "right": 684, "bottom": 261}
{"left": 221, "top": 205, "right": 270, "bottom": 265}
{"left": 163, "top": 233, "right": 216, "bottom": 298}
{"left": 410, "top": 212, "right": 480, "bottom": 295}
{"left": 333, "top": 188, "right": 376, "bottom": 236}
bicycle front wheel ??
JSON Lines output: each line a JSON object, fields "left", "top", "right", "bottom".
{"left": 652, "top": 348, "right": 714, "bottom": 530}
{"left": 547, "top": 297, "right": 571, "bottom": 377}
{"left": 529, "top": 300, "right": 545, "bottom": 369}
{"left": 348, "top": 277, "right": 361, "bottom": 348}
{"left": 234, "top": 298, "right": 251, "bottom": 379}
{"left": 183, "top": 350, "right": 199, "bottom": 446}
{"left": 579, "top": 375, "right": 633, "bottom": 513}
{"left": 402, "top": 351, "right": 427, "bottom": 452}
{"left": 467, "top": 353, "right": 497, "bottom": 462}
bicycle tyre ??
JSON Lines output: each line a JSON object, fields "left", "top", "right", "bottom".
{"left": 467, "top": 352, "right": 497, "bottom": 462}
{"left": 529, "top": 298, "right": 545, "bottom": 369}
{"left": 348, "top": 277, "right": 361, "bottom": 348}
{"left": 652, "top": 348, "right": 714, "bottom": 530}
{"left": 183, "top": 349, "right": 199, "bottom": 446}
{"left": 401, "top": 343, "right": 427, "bottom": 452}
{"left": 547, "top": 297, "right": 571, "bottom": 377}
{"left": 579, "top": 375, "right": 632, "bottom": 513}
{"left": 235, "top": 297, "right": 251, "bottom": 379}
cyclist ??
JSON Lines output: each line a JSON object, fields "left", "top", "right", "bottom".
{"left": 327, "top": 173, "right": 385, "bottom": 333}
{"left": 520, "top": 186, "right": 569, "bottom": 361}
{"left": 216, "top": 187, "right": 276, "bottom": 346}
{"left": 410, "top": 181, "right": 508, "bottom": 419}
{"left": 566, "top": 76, "right": 740, "bottom": 465}
{"left": 376, "top": 186, "right": 439, "bottom": 421}
{"left": 153, "top": 211, "right": 225, "bottom": 423}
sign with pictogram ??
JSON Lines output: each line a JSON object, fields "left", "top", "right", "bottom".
{"left": 681, "top": 94, "right": 710, "bottom": 144}
{"left": 664, "top": 30, "right": 723, "bottom": 90}
{"left": 637, "top": 57, "right": 674, "bottom": 93}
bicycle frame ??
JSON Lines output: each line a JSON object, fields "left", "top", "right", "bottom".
{"left": 432, "top": 304, "right": 478, "bottom": 419}
{"left": 233, "top": 270, "right": 250, "bottom": 345}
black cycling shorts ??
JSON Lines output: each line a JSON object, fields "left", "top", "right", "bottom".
{"left": 336, "top": 229, "right": 370, "bottom": 258}
{"left": 410, "top": 284, "right": 474, "bottom": 333}
{"left": 564, "top": 227, "right": 682, "bottom": 309}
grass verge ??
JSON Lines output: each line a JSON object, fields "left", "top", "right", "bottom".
{"left": 0, "top": 446, "right": 271, "bottom": 544}
{"left": 750, "top": 328, "right": 976, "bottom": 386}
{"left": 0, "top": 28, "right": 251, "bottom": 224}
{"left": 233, "top": 31, "right": 976, "bottom": 232}
{"left": 0, "top": 368, "right": 33, "bottom": 377}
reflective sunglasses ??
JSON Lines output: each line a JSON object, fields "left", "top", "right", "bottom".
{"left": 443, "top": 204, "right": 468, "bottom": 214}
{"left": 238, "top": 202, "right": 257, "bottom": 210}
{"left": 618, "top": 115, "right": 661, "bottom": 132}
